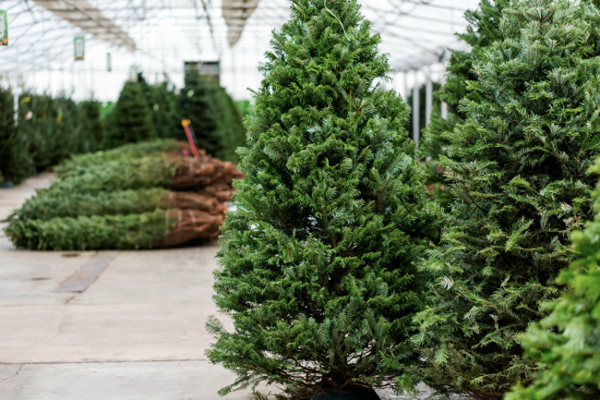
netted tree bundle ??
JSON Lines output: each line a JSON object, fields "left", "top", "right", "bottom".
{"left": 12, "top": 188, "right": 225, "bottom": 221}
{"left": 197, "top": 183, "right": 236, "bottom": 203}
{"left": 50, "top": 154, "right": 241, "bottom": 194}
{"left": 55, "top": 139, "right": 190, "bottom": 175}
{"left": 5, "top": 209, "right": 223, "bottom": 250}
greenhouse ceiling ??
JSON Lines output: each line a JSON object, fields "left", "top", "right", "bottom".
{"left": 0, "top": 0, "right": 480, "bottom": 100}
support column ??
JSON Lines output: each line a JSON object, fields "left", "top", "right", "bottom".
{"left": 412, "top": 70, "right": 420, "bottom": 147}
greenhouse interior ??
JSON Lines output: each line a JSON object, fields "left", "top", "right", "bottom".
{"left": 0, "top": 0, "right": 599, "bottom": 399}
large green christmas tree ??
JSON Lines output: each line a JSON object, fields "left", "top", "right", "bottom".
{"left": 0, "top": 85, "right": 33, "bottom": 184}
{"left": 207, "top": 0, "right": 437, "bottom": 397}
{"left": 419, "top": 0, "right": 509, "bottom": 208}
{"left": 507, "top": 159, "right": 600, "bottom": 400}
{"left": 103, "top": 80, "right": 156, "bottom": 149}
{"left": 413, "top": 1, "right": 600, "bottom": 398}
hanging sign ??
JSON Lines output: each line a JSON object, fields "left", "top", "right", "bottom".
{"left": 0, "top": 10, "right": 7, "bottom": 46}
{"left": 107, "top": 52, "right": 112, "bottom": 72}
{"left": 74, "top": 36, "right": 85, "bottom": 61}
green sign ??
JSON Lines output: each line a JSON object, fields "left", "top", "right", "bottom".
{"left": 74, "top": 36, "right": 85, "bottom": 61}
{"left": 107, "top": 52, "right": 112, "bottom": 72}
{"left": 0, "top": 10, "right": 7, "bottom": 46}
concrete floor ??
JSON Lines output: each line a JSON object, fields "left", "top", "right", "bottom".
{"left": 0, "top": 174, "right": 432, "bottom": 400}
{"left": 0, "top": 174, "right": 266, "bottom": 400}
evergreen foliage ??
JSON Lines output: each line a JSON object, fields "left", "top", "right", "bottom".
{"left": 5, "top": 209, "right": 177, "bottom": 251}
{"left": 79, "top": 99, "right": 103, "bottom": 152}
{"left": 55, "top": 139, "right": 186, "bottom": 175}
{"left": 414, "top": 1, "right": 600, "bottom": 398}
{"left": 50, "top": 156, "right": 175, "bottom": 194}
{"left": 55, "top": 94, "right": 85, "bottom": 157}
{"left": 103, "top": 80, "right": 157, "bottom": 149}
{"left": 178, "top": 73, "right": 245, "bottom": 161}
{"left": 138, "top": 73, "right": 179, "bottom": 139}
{"left": 14, "top": 188, "right": 172, "bottom": 220}
{"left": 0, "top": 85, "right": 33, "bottom": 184}
{"left": 507, "top": 160, "right": 600, "bottom": 400}
{"left": 419, "top": 0, "right": 509, "bottom": 208}
{"left": 207, "top": 0, "right": 436, "bottom": 396}
{"left": 18, "top": 92, "right": 60, "bottom": 169}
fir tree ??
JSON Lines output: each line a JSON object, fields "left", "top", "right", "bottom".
{"left": 18, "top": 92, "right": 60, "bottom": 170}
{"left": 103, "top": 80, "right": 156, "bottom": 149}
{"left": 79, "top": 99, "right": 103, "bottom": 152}
{"left": 178, "top": 74, "right": 245, "bottom": 160}
{"left": 0, "top": 85, "right": 33, "bottom": 184}
{"left": 419, "top": 0, "right": 509, "bottom": 209}
{"left": 507, "top": 159, "right": 600, "bottom": 400}
{"left": 207, "top": 0, "right": 437, "bottom": 397}
{"left": 413, "top": 1, "right": 600, "bottom": 399}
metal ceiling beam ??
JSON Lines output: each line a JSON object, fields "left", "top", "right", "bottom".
{"left": 33, "top": 0, "right": 136, "bottom": 52}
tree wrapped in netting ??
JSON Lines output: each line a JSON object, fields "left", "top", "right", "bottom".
{"left": 413, "top": 1, "right": 600, "bottom": 399}
{"left": 55, "top": 139, "right": 189, "bottom": 175}
{"left": 49, "top": 155, "right": 241, "bottom": 194}
{"left": 419, "top": 0, "right": 509, "bottom": 209}
{"left": 12, "top": 187, "right": 225, "bottom": 221}
{"left": 103, "top": 80, "right": 157, "bottom": 149}
{"left": 5, "top": 209, "right": 223, "bottom": 251}
{"left": 79, "top": 99, "right": 103, "bottom": 153}
{"left": 206, "top": 0, "right": 437, "bottom": 397}
{"left": 506, "top": 159, "right": 600, "bottom": 400}
{"left": 0, "top": 85, "right": 33, "bottom": 184}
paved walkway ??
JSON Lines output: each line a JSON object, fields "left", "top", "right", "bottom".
{"left": 0, "top": 175, "right": 438, "bottom": 400}
{"left": 0, "top": 174, "right": 262, "bottom": 400}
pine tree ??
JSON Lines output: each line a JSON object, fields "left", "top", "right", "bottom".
{"left": 178, "top": 73, "right": 245, "bottom": 161}
{"left": 507, "top": 159, "right": 600, "bottom": 400}
{"left": 413, "top": 1, "right": 600, "bottom": 399}
{"left": 0, "top": 85, "right": 33, "bottom": 184}
{"left": 79, "top": 99, "right": 103, "bottom": 152}
{"left": 179, "top": 73, "right": 221, "bottom": 154}
{"left": 207, "top": 0, "right": 437, "bottom": 397}
{"left": 18, "top": 92, "right": 60, "bottom": 170}
{"left": 103, "top": 80, "right": 156, "bottom": 149}
{"left": 419, "top": 0, "right": 510, "bottom": 208}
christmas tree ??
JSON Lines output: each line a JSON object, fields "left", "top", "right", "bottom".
{"left": 413, "top": 1, "right": 600, "bottom": 399}
{"left": 419, "top": 0, "right": 509, "bottom": 209}
{"left": 137, "top": 73, "right": 178, "bottom": 139}
{"left": 207, "top": 0, "right": 437, "bottom": 396}
{"left": 103, "top": 80, "right": 156, "bottom": 149}
{"left": 178, "top": 73, "right": 245, "bottom": 160}
{"left": 507, "top": 159, "right": 600, "bottom": 400}
{"left": 0, "top": 85, "right": 33, "bottom": 184}
{"left": 79, "top": 99, "right": 103, "bottom": 153}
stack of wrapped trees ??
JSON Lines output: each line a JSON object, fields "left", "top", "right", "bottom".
{"left": 4, "top": 139, "right": 242, "bottom": 250}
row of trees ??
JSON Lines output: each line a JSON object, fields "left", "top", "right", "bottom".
{"left": 0, "top": 74, "right": 246, "bottom": 184}
{"left": 208, "top": 0, "right": 600, "bottom": 399}
{"left": 0, "top": 87, "right": 102, "bottom": 184}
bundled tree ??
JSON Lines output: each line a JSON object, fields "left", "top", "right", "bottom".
{"left": 103, "top": 80, "right": 156, "bottom": 149}
{"left": 413, "top": 1, "right": 600, "bottom": 399}
{"left": 0, "top": 85, "right": 33, "bottom": 184}
{"left": 419, "top": 0, "right": 510, "bottom": 208}
{"left": 206, "top": 0, "right": 437, "bottom": 397}
{"left": 79, "top": 99, "right": 103, "bottom": 152}
{"left": 506, "top": 160, "right": 600, "bottom": 400}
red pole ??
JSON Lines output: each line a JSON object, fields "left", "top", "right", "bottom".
{"left": 181, "top": 119, "right": 200, "bottom": 159}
